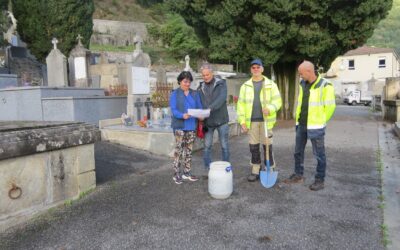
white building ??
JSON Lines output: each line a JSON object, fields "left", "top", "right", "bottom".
{"left": 326, "top": 46, "right": 400, "bottom": 98}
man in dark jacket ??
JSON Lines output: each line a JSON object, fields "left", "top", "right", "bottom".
{"left": 197, "top": 64, "right": 230, "bottom": 169}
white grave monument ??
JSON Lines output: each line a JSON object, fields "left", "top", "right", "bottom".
{"left": 184, "top": 54, "right": 192, "bottom": 71}
{"left": 46, "top": 38, "right": 68, "bottom": 87}
{"left": 68, "top": 34, "right": 90, "bottom": 87}
{"left": 126, "top": 34, "right": 151, "bottom": 121}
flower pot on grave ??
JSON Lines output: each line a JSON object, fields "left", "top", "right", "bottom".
{"left": 153, "top": 108, "right": 163, "bottom": 121}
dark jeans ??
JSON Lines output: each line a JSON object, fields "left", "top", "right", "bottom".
{"left": 294, "top": 125, "right": 326, "bottom": 180}
{"left": 203, "top": 123, "right": 230, "bottom": 169}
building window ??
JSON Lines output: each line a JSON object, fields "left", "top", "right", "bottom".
{"left": 378, "top": 58, "right": 386, "bottom": 68}
{"left": 348, "top": 59, "right": 355, "bottom": 70}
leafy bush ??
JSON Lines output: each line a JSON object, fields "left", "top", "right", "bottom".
{"left": 147, "top": 14, "right": 204, "bottom": 61}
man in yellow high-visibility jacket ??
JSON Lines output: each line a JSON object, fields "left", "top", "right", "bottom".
{"left": 284, "top": 61, "right": 336, "bottom": 191}
{"left": 237, "top": 59, "right": 282, "bottom": 182}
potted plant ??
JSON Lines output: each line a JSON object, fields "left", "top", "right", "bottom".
{"left": 151, "top": 91, "right": 169, "bottom": 121}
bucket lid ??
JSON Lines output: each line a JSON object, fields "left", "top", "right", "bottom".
{"left": 210, "top": 161, "right": 231, "bottom": 171}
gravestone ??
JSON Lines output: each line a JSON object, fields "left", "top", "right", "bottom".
{"left": 46, "top": 38, "right": 68, "bottom": 87}
{"left": 156, "top": 58, "right": 167, "bottom": 85}
{"left": 134, "top": 97, "right": 144, "bottom": 120}
{"left": 68, "top": 34, "right": 91, "bottom": 87}
{"left": 126, "top": 34, "right": 151, "bottom": 121}
{"left": 144, "top": 97, "right": 152, "bottom": 120}
{"left": 9, "top": 47, "right": 27, "bottom": 58}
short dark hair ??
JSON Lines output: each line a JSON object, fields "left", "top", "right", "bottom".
{"left": 177, "top": 71, "right": 193, "bottom": 84}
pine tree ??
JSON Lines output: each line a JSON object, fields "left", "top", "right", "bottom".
{"left": 167, "top": 0, "right": 393, "bottom": 118}
{"left": 11, "top": 0, "right": 94, "bottom": 62}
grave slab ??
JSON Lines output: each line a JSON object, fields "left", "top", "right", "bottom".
{"left": 0, "top": 121, "right": 100, "bottom": 232}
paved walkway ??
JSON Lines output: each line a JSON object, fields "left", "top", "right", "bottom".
{"left": 379, "top": 122, "right": 400, "bottom": 250}
{"left": 0, "top": 106, "right": 398, "bottom": 250}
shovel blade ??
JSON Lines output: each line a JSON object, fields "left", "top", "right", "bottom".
{"left": 260, "top": 169, "right": 278, "bottom": 188}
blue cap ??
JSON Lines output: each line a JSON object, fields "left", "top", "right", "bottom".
{"left": 251, "top": 58, "right": 263, "bottom": 67}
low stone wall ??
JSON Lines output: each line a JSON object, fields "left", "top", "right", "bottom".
{"left": 100, "top": 118, "right": 241, "bottom": 157}
{"left": 383, "top": 100, "right": 400, "bottom": 122}
{"left": 91, "top": 19, "right": 148, "bottom": 46}
{"left": 0, "top": 121, "right": 100, "bottom": 232}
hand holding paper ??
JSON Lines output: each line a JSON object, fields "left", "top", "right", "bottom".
{"left": 188, "top": 109, "right": 211, "bottom": 119}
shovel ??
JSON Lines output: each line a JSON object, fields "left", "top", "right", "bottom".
{"left": 260, "top": 119, "right": 278, "bottom": 188}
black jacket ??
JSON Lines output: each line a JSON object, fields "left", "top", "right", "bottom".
{"left": 197, "top": 77, "right": 229, "bottom": 128}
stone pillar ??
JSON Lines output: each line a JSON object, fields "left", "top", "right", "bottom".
{"left": 46, "top": 38, "right": 68, "bottom": 87}
{"left": 383, "top": 77, "right": 400, "bottom": 122}
{"left": 385, "top": 77, "right": 400, "bottom": 100}
{"left": 68, "top": 34, "right": 90, "bottom": 87}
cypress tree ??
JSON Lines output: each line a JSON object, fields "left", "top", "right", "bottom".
{"left": 0, "top": 0, "right": 8, "bottom": 47}
{"left": 11, "top": 0, "right": 94, "bottom": 62}
{"left": 168, "top": 0, "right": 393, "bottom": 118}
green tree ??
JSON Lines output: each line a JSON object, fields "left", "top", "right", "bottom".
{"left": 367, "top": 0, "right": 400, "bottom": 52}
{"left": 167, "top": 0, "right": 392, "bottom": 118}
{"left": 148, "top": 13, "right": 204, "bottom": 60}
{"left": 0, "top": 0, "right": 8, "bottom": 47}
{"left": 11, "top": 0, "right": 94, "bottom": 62}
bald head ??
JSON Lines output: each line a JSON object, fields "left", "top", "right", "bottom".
{"left": 298, "top": 60, "right": 317, "bottom": 83}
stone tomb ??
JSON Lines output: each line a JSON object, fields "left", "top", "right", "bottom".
{"left": 0, "top": 121, "right": 100, "bottom": 231}
{"left": 99, "top": 107, "right": 241, "bottom": 157}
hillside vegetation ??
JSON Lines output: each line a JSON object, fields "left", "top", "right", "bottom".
{"left": 92, "top": 0, "right": 203, "bottom": 68}
{"left": 93, "top": 0, "right": 164, "bottom": 23}
{"left": 92, "top": 0, "right": 400, "bottom": 66}
{"left": 367, "top": 0, "right": 400, "bottom": 52}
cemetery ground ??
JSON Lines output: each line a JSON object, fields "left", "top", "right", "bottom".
{"left": 1, "top": 106, "right": 399, "bottom": 249}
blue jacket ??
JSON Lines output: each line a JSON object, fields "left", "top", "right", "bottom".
{"left": 170, "top": 88, "right": 203, "bottom": 131}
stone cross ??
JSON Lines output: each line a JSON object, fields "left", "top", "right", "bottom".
{"left": 52, "top": 38, "right": 58, "bottom": 50}
{"left": 144, "top": 97, "right": 152, "bottom": 120}
{"left": 77, "top": 34, "right": 83, "bottom": 46}
{"left": 134, "top": 97, "right": 144, "bottom": 121}
{"left": 134, "top": 34, "right": 143, "bottom": 52}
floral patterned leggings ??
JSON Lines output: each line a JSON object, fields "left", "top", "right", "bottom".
{"left": 173, "top": 130, "right": 196, "bottom": 175}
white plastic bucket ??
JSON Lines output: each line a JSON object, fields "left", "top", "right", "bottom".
{"left": 208, "top": 161, "right": 233, "bottom": 199}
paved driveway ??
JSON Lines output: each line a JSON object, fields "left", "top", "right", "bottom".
{"left": 0, "top": 106, "right": 388, "bottom": 249}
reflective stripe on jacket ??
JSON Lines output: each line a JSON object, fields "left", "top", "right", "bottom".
{"left": 296, "top": 75, "right": 336, "bottom": 137}
{"left": 237, "top": 76, "right": 282, "bottom": 130}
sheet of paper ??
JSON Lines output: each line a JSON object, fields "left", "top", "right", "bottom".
{"left": 188, "top": 109, "right": 211, "bottom": 118}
